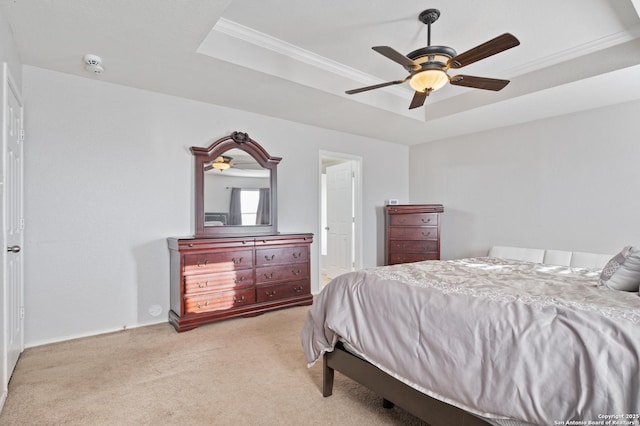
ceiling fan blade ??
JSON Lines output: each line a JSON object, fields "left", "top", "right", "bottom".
{"left": 447, "top": 33, "right": 520, "bottom": 69}
{"left": 408, "top": 90, "right": 429, "bottom": 109}
{"left": 345, "top": 77, "right": 409, "bottom": 95}
{"left": 372, "top": 46, "right": 419, "bottom": 71}
{"left": 449, "top": 75, "right": 510, "bottom": 91}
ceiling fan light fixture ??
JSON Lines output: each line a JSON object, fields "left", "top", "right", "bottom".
{"left": 212, "top": 155, "right": 232, "bottom": 171}
{"left": 212, "top": 162, "right": 230, "bottom": 171}
{"left": 409, "top": 69, "right": 449, "bottom": 92}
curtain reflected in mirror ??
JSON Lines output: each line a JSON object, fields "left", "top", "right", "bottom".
{"left": 229, "top": 187, "right": 242, "bottom": 225}
{"left": 228, "top": 187, "right": 270, "bottom": 225}
{"left": 256, "top": 188, "right": 270, "bottom": 224}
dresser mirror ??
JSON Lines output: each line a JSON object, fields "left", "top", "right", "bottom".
{"left": 192, "top": 132, "right": 281, "bottom": 237}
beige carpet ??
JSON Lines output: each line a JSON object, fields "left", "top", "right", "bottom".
{"left": 0, "top": 305, "right": 427, "bottom": 425}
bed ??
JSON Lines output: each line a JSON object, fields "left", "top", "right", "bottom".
{"left": 301, "top": 246, "right": 640, "bottom": 426}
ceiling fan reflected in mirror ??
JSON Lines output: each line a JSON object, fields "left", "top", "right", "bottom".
{"left": 346, "top": 8, "right": 520, "bottom": 109}
{"left": 209, "top": 155, "right": 233, "bottom": 172}
{"left": 206, "top": 153, "right": 262, "bottom": 172}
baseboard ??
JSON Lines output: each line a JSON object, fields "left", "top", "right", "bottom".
{"left": 0, "top": 389, "right": 7, "bottom": 414}
{"left": 25, "top": 318, "right": 169, "bottom": 349}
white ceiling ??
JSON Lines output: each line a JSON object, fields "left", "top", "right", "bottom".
{"left": 2, "top": 0, "right": 640, "bottom": 145}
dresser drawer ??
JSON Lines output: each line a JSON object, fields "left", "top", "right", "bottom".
{"left": 389, "top": 253, "right": 439, "bottom": 265}
{"left": 184, "top": 269, "right": 254, "bottom": 294}
{"left": 389, "top": 213, "right": 438, "bottom": 226}
{"left": 256, "top": 263, "right": 309, "bottom": 285}
{"left": 255, "top": 245, "right": 309, "bottom": 266}
{"left": 388, "top": 227, "right": 438, "bottom": 241}
{"left": 183, "top": 249, "right": 253, "bottom": 274}
{"left": 256, "top": 280, "right": 310, "bottom": 303}
{"left": 184, "top": 288, "right": 256, "bottom": 314}
{"left": 389, "top": 240, "right": 438, "bottom": 253}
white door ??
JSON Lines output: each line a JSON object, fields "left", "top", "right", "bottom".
{"left": 2, "top": 62, "right": 24, "bottom": 401}
{"left": 325, "top": 162, "right": 354, "bottom": 278}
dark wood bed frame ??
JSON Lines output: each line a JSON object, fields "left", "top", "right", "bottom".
{"left": 323, "top": 343, "right": 491, "bottom": 426}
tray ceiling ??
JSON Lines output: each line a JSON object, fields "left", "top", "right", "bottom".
{"left": 1, "top": 0, "right": 639, "bottom": 145}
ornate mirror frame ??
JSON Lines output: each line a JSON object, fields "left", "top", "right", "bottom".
{"left": 192, "top": 131, "right": 281, "bottom": 237}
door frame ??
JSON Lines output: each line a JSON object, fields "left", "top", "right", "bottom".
{"left": 318, "top": 150, "right": 363, "bottom": 290}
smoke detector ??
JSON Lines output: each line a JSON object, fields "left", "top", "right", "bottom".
{"left": 83, "top": 54, "right": 104, "bottom": 75}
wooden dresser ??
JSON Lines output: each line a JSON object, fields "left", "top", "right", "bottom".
{"left": 385, "top": 204, "right": 444, "bottom": 265}
{"left": 168, "top": 233, "right": 313, "bottom": 332}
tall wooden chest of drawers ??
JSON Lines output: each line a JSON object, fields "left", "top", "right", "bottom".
{"left": 168, "top": 233, "right": 313, "bottom": 332}
{"left": 385, "top": 204, "right": 443, "bottom": 265}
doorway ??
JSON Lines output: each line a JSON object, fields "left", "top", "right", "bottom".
{"left": 319, "top": 151, "right": 362, "bottom": 288}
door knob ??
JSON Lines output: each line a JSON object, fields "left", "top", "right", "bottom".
{"left": 7, "top": 245, "right": 21, "bottom": 253}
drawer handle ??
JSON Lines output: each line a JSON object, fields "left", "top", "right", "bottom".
{"left": 263, "top": 272, "right": 273, "bottom": 279}
{"left": 265, "top": 290, "right": 277, "bottom": 297}
{"left": 265, "top": 254, "right": 276, "bottom": 261}
{"left": 292, "top": 252, "right": 302, "bottom": 259}
{"left": 233, "top": 277, "right": 245, "bottom": 283}
{"left": 398, "top": 218, "right": 406, "bottom": 223}
{"left": 196, "top": 259, "right": 209, "bottom": 267}
{"left": 292, "top": 269, "right": 301, "bottom": 276}
{"left": 233, "top": 295, "right": 245, "bottom": 302}
{"left": 232, "top": 257, "right": 243, "bottom": 264}
{"left": 421, "top": 231, "right": 431, "bottom": 237}
{"left": 421, "top": 217, "right": 431, "bottom": 223}
{"left": 293, "top": 286, "right": 303, "bottom": 293}
{"left": 197, "top": 281, "right": 209, "bottom": 288}
{"left": 195, "top": 301, "right": 209, "bottom": 309}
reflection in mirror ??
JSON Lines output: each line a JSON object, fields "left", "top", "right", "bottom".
{"left": 192, "top": 131, "right": 280, "bottom": 237}
{"left": 203, "top": 148, "right": 271, "bottom": 227}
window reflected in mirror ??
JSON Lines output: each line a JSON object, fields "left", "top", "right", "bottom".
{"left": 203, "top": 148, "right": 271, "bottom": 227}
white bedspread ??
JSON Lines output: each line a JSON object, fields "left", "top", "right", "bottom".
{"left": 301, "top": 257, "right": 640, "bottom": 425}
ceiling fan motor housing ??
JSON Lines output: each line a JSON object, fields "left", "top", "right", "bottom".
{"left": 407, "top": 46, "right": 457, "bottom": 69}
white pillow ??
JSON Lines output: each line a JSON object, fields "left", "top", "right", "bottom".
{"left": 599, "top": 246, "right": 640, "bottom": 292}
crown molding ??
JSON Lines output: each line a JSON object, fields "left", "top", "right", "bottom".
{"left": 215, "top": 17, "right": 640, "bottom": 85}
{"left": 212, "top": 18, "right": 412, "bottom": 98}
{"left": 504, "top": 26, "right": 640, "bottom": 77}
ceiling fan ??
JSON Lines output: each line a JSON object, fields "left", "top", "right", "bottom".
{"left": 206, "top": 154, "right": 261, "bottom": 172}
{"left": 345, "top": 8, "right": 520, "bottom": 109}
{"left": 207, "top": 155, "right": 233, "bottom": 172}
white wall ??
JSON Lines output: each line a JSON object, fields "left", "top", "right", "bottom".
{"left": 409, "top": 99, "right": 640, "bottom": 260}
{"left": 22, "top": 66, "right": 409, "bottom": 347}
{"left": 0, "top": 10, "right": 21, "bottom": 88}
